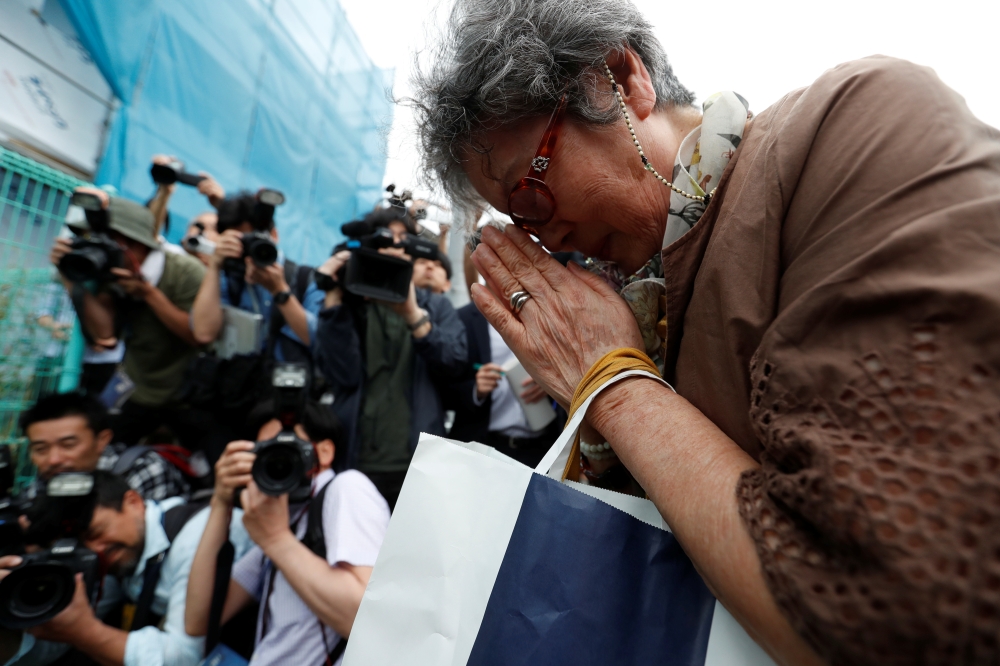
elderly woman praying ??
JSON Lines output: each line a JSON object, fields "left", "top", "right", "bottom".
{"left": 412, "top": 0, "right": 1000, "bottom": 664}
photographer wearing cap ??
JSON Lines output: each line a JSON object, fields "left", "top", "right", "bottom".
{"left": 312, "top": 205, "right": 467, "bottom": 510}
{"left": 184, "top": 396, "right": 389, "bottom": 665}
{"left": 49, "top": 187, "right": 228, "bottom": 461}
{"left": 0, "top": 471, "right": 253, "bottom": 666}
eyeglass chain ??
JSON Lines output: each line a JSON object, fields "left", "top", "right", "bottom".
{"left": 603, "top": 63, "right": 716, "bottom": 204}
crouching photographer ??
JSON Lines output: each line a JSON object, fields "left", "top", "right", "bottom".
{"left": 313, "top": 205, "right": 467, "bottom": 510}
{"left": 185, "top": 363, "right": 389, "bottom": 665}
{"left": 0, "top": 471, "right": 253, "bottom": 666}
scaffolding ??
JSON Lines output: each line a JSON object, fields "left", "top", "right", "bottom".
{"left": 0, "top": 146, "right": 87, "bottom": 491}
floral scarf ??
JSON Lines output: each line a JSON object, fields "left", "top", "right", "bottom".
{"left": 590, "top": 91, "right": 751, "bottom": 371}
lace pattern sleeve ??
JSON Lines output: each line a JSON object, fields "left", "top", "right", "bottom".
{"left": 738, "top": 324, "right": 1000, "bottom": 665}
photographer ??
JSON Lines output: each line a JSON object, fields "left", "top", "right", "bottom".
{"left": 50, "top": 188, "right": 228, "bottom": 461}
{"left": 313, "top": 207, "right": 467, "bottom": 509}
{"left": 0, "top": 471, "right": 253, "bottom": 666}
{"left": 444, "top": 303, "right": 564, "bottom": 468}
{"left": 190, "top": 191, "right": 322, "bottom": 359}
{"left": 411, "top": 250, "right": 452, "bottom": 296}
{"left": 184, "top": 398, "right": 389, "bottom": 665}
{"left": 179, "top": 212, "right": 219, "bottom": 267}
{"left": 146, "top": 154, "right": 225, "bottom": 253}
{"left": 20, "top": 392, "right": 187, "bottom": 502}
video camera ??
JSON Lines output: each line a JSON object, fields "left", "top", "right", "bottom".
{"left": 58, "top": 191, "right": 125, "bottom": 284}
{"left": 0, "top": 471, "right": 101, "bottom": 630}
{"left": 333, "top": 220, "right": 441, "bottom": 303}
{"left": 219, "top": 189, "right": 285, "bottom": 275}
{"left": 182, "top": 233, "right": 215, "bottom": 256}
{"left": 251, "top": 364, "right": 317, "bottom": 502}
{"left": 149, "top": 159, "right": 207, "bottom": 187}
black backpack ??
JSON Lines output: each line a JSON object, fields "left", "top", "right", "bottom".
{"left": 181, "top": 260, "right": 317, "bottom": 412}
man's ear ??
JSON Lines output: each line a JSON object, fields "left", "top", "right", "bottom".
{"left": 316, "top": 439, "right": 335, "bottom": 469}
{"left": 270, "top": 227, "right": 279, "bottom": 242}
{"left": 605, "top": 47, "right": 657, "bottom": 121}
{"left": 95, "top": 429, "right": 113, "bottom": 455}
{"left": 123, "top": 489, "right": 145, "bottom": 514}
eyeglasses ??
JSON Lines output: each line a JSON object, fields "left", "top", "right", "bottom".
{"left": 507, "top": 94, "right": 568, "bottom": 230}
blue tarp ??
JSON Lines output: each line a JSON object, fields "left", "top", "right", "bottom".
{"left": 59, "top": 0, "right": 393, "bottom": 266}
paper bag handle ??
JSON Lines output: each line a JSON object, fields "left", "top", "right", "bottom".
{"left": 534, "top": 369, "right": 673, "bottom": 479}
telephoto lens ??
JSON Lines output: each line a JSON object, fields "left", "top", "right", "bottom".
{"left": 243, "top": 232, "right": 279, "bottom": 267}
{"left": 183, "top": 235, "right": 216, "bottom": 255}
{"left": 0, "top": 543, "right": 99, "bottom": 629}
{"left": 58, "top": 242, "right": 115, "bottom": 283}
{"left": 0, "top": 474, "right": 101, "bottom": 630}
{"left": 150, "top": 160, "right": 206, "bottom": 186}
{"left": 250, "top": 364, "right": 316, "bottom": 502}
{"left": 251, "top": 433, "right": 315, "bottom": 498}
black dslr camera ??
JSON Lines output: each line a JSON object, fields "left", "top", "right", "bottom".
{"left": 149, "top": 159, "right": 207, "bottom": 187}
{"left": 332, "top": 216, "right": 441, "bottom": 303}
{"left": 251, "top": 364, "right": 317, "bottom": 502}
{"left": 219, "top": 189, "right": 285, "bottom": 275}
{"left": 0, "top": 473, "right": 101, "bottom": 630}
{"left": 58, "top": 191, "right": 125, "bottom": 284}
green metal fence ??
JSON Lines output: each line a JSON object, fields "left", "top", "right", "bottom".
{"left": 0, "top": 146, "right": 88, "bottom": 492}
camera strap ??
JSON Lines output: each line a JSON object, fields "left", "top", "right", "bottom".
{"left": 205, "top": 539, "right": 235, "bottom": 654}
{"left": 130, "top": 500, "right": 211, "bottom": 631}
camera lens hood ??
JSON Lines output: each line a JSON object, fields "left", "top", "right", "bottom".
{"left": 0, "top": 562, "right": 75, "bottom": 629}
{"left": 252, "top": 441, "right": 307, "bottom": 497}
{"left": 59, "top": 245, "right": 110, "bottom": 284}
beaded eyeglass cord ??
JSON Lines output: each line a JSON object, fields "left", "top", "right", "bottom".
{"left": 603, "top": 62, "right": 716, "bottom": 204}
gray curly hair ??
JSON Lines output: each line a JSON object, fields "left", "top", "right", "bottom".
{"left": 411, "top": 0, "right": 695, "bottom": 211}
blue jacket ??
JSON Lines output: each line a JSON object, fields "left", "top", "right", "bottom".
{"left": 314, "top": 288, "right": 467, "bottom": 470}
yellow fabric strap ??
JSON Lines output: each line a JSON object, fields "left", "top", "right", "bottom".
{"left": 561, "top": 348, "right": 661, "bottom": 481}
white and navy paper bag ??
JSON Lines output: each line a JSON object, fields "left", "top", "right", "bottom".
{"left": 345, "top": 371, "right": 776, "bottom": 666}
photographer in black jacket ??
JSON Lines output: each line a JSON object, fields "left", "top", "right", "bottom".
{"left": 313, "top": 206, "right": 467, "bottom": 510}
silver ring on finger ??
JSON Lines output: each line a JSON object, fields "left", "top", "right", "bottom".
{"left": 510, "top": 290, "right": 531, "bottom": 314}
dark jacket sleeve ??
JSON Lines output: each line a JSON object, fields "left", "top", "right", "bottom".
{"left": 314, "top": 302, "right": 363, "bottom": 392}
{"left": 412, "top": 290, "right": 468, "bottom": 380}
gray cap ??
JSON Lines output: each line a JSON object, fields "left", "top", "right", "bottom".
{"left": 66, "top": 196, "right": 159, "bottom": 250}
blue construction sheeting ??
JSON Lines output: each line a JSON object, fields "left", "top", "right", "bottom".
{"left": 60, "top": 0, "right": 394, "bottom": 265}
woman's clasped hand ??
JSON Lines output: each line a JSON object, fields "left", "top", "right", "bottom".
{"left": 469, "top": 223, "right": 644, "bottom": 408}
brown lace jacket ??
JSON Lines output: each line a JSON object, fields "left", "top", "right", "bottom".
{"left": 662, "top": 56, "right": 1000, "bottom": 664}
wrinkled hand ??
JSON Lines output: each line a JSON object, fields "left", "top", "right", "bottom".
{"left": 241, "top": 480, "right": 291, "bottom": 552}
{"left": 27, "top": 574, "right": 96, "bottom": 644}
{"left": 470, "top": 224, "right": 643, "bottom": 407}
{"left": 110, "top": 267, "right": 150, "bottom": 299}
{"left": 197, "top": 174, "right": 225, "bottom": 208}
{"left": 246, "top": 262, "right": 288, "bottom": 296}
{"left": 520, "top": 377, "right": 547, "bottom": 404}
{"left": 475, "top": 363, "right": 503, "bottom": 399}
{"left": 214, "top": 441, "right": 255, "bottom": 507}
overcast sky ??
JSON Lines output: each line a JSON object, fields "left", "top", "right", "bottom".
{"left": 339, "top": 0, "right": 1000, "bottom": 201}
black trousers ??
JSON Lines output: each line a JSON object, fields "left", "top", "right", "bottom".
{"left": 110, "top": 400, "right": 232, "bottom": 464}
